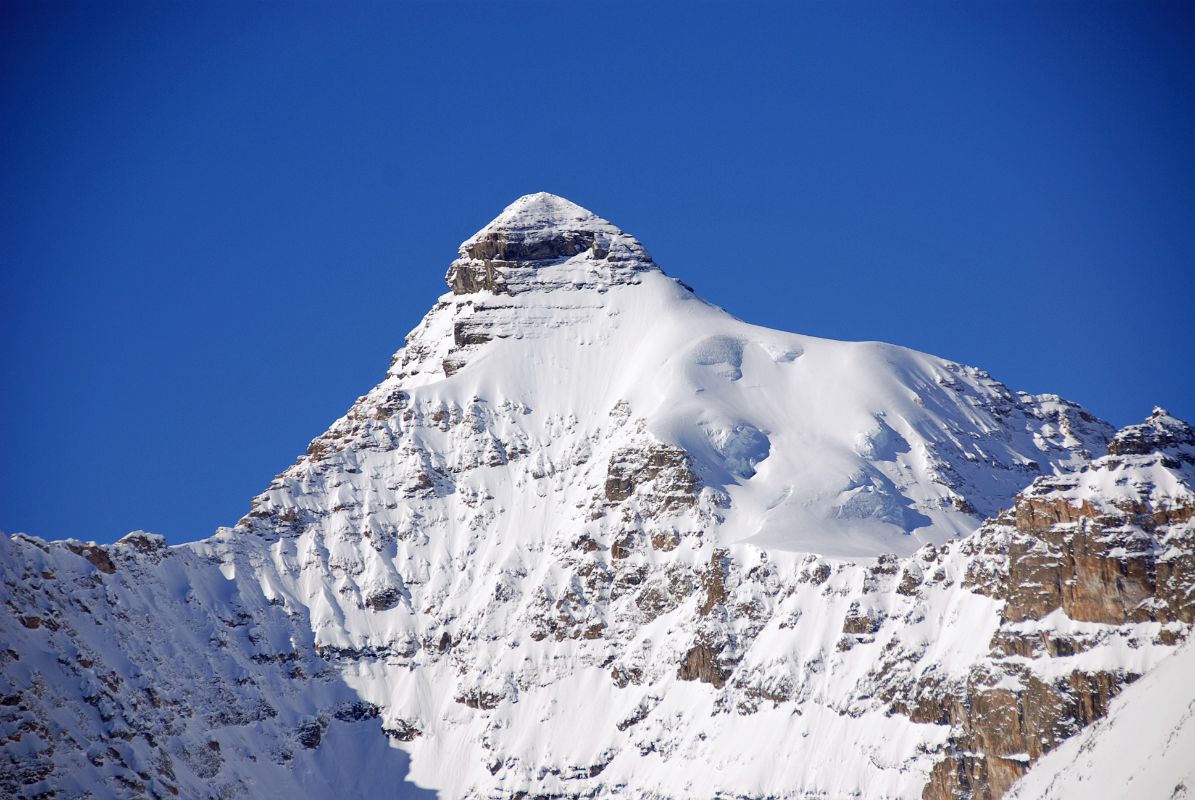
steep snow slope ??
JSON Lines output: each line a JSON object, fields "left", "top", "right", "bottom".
{"left": 5, "top": 193, "right": 1190, "bottom": 800}
{"left": 1005, "top": 638, "right": 1195, "bottom": 800}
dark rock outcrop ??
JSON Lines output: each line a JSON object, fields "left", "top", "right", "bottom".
{"left": 604, "top": 444, "right": 698, "bottom": 511}
{"left": 678, "top": 641, "right": 730, "bottom": 688}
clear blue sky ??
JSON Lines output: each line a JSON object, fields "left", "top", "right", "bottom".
{"left": 2, "top": 1, "right": 1192, "bottom": 545}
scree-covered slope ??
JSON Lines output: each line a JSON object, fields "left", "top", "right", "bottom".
{"left": 3, "top": 194, "right": 1192, "bottom": 800}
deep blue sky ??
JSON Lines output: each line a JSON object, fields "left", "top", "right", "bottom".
{"left": 2, "top": 2, "right": 1192, "bottom": 545}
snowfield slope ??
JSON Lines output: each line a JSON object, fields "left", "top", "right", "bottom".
{"left": 3, "top": 194, "right": 1192, "bottom": 800}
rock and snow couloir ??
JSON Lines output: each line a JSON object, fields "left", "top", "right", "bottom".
{"left": 2, "top": 194, "right": 1192, "bottom": 799}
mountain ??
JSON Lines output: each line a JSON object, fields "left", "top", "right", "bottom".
{"left": 3, "top": 194, "right": 1192, "bottom": 800}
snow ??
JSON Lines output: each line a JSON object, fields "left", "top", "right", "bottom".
{"left": 3, "top": 193, "right": 1188, "bottom": 800}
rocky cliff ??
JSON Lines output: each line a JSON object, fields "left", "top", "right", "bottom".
{"left": 2, "top": 194, "right": 1190, "bottom": 799}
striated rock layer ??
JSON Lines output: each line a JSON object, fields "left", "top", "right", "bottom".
{"left": 3, "top": 194, "right": 1192, "bottom": 800}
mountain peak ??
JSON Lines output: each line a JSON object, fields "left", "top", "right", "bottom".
{"left": 1108, "top": 407, "right": 1195, "bottom": 461}
{"left": 447, "top": 193, "right": 655, "bottom": 294}
{"left": 478, "top": 192, "right": 607, "bottom": 235}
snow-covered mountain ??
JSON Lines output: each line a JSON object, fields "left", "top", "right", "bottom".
{"left": 3, "top": 194, "right": 1192, "bottom": 799}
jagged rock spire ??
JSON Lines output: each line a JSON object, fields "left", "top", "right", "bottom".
{"left": 446, "top": 193, "right": 655, "bottom": 295}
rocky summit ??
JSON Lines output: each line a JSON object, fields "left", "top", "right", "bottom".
{"left": 3, "top": 194, "right": 1192, "bottom": 800}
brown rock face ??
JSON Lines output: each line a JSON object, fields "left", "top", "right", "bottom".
{"left": 604, "top": 444, "right": 698, "bottom": 511}
{"left": 923, "top": 668, "right": 1133, "bottom": 800}
{"left": 462, "top": 229, "right": 598, "bottom": 264}
{"left": 677, "top": 641, "right": 729, "bottom": 688}
{"left": 448, "top": 260, "right": 511, "bottom": 295}
{"left": 455, "top": 690, "right": 502, "bottom": 710}
{"left": 842, "top": 602, "right": 883, "bottom": 634}
{"left": 698, "top": 549, "right": 730, "bottom": 616}
{"left": 1003, "top": 493, "right": 1195, "bottom": 626}
{"left": 65, "top": 542, "right": 116, "bottom": 574}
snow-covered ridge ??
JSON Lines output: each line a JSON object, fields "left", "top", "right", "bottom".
{"left": 3, "top": 194, "right": 1191, "bottom": 800}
